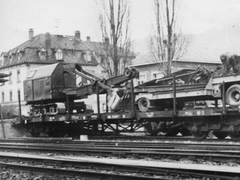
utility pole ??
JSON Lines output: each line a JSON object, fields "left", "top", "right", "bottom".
{"left": 0, "top": 72, "right": 9, "bottom": 139}
{"left": 0, "top": 105, "right": 6, "bottom": 139}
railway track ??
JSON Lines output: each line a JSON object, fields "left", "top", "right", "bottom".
{"left": 1, "top": 133, "right": 239, "bottom": 143}
{"left": 0, "top": 140, "right": 239, "bottom": 160}
{"left": 1, "top": 137, "right": 240, "bottom": 150}
{"left": 0, "top": 138, "right": 239, "bottom": 179}
{"left": 0, "top": 139, "right": 240, "bottom": 160}
{"left": 0, "top": 151, "right": 239, "bottom": 180}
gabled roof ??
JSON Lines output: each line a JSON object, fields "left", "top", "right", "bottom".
{"left": 131, "top": 53, "right": 221, "bottom": 67}
{"left": 0, "top": 33, "right": 103, "bottom": 69}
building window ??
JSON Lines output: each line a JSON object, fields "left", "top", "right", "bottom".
{"left": 84, "top": 51, "right": 91, "bottom": 62}
{"left": 9, "top": 53, "right": 13, "bottom": 64}
{"left": 55, "top": 49, "right": 63, "bottom": 61}
{"left": 9, "top": 72, "right": 12, "bottom": 84}
{"left": 151, "top": 72, "right": 164, "bottom": 80}
{"left": 1, "top": 54, "right": 7, "bottom": 66}
{"left": 138, "top": 74, "right": 146, "bottom": 85}
{"left": 10, "top": 91, "right": 12, "bottom": 101}
{"left": 39, "top": 48, "right": 46, "bottom": 60}
{"left": 17, "top": 69, "right": 21, "bottom": 82}
{"left": 28, "top": 70, "right": 36, "bottom": 78}
{"left": 2, "top": 92, "right": 4, "bottom": 102}
{"left": 17, "top": 50, "right": 23, "bottom": 61}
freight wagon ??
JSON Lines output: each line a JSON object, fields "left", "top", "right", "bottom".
{"left": 13, "top": 54, "right": 240, "bottom": 140}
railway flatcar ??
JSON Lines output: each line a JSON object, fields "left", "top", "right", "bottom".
{"left": 13, "top": 54, "right": 240, "bottom": 140}
{"left": 15, "top": 62, "right": 139, "bottom": 137}
{"left": 134, "top": 54, "right": 240, "bottom": 140}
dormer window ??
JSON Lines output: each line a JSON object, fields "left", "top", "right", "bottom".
{"left": 55, "top": 49, "right": 63, "bottom": 61}
{"left": 85, "top": 51, "right": 91, "bottom": 62}
{"left": 9, "top": 53, "right": 13, "bottom": 64}
{"left": 0, "top": 53, "right": 5, "bottom": 66}
{"left": 17, "top": 49, "right": 23, "bottom": 61}
{"left": 39, "top": 48, "right": 46, "bottom": 60}
{"left": 2, "top": 54, "right": 7, "bottom": 66}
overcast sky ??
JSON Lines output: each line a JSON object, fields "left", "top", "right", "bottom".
{"left": 0, "top": 0, "right": 240, "bottom": 54}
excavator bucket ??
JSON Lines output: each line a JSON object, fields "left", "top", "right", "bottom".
{"left": 107, "top": 89, "right": 122, "bottom": 110}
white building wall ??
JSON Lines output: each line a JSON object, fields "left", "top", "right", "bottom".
{"left": 0, "top": 64, "right": 49, "bottom": 116}
{"left": 0, "top": 64, "right": 26, "bottom": 102}
{"left": 82, "top": 94, "right": 107, "bottom": 113}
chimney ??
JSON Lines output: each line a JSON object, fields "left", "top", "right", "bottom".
{"left": 29, "top": 28, "right": 34, "bottom": 40}
{"left": 45, "top": 32, "right": 51, "bottom": 50}
{"left": 86, "top": 36, "right": 90, "bottom": 42}
{"left": 75, "top": 30, "right": 80, "bottom": 39}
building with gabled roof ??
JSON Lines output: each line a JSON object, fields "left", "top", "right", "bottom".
{"left": 0, "top": 29, "right": 107, "bottom": 118}
{"left": 131, "top": 53, "right": 222, "bottom": 86}
{"left": 0, "top": 29, "right": 101, "bottom": 68}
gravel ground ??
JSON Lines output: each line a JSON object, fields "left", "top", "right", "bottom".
{"left": 0, "top": 168, "right": 97, "bottom": 180}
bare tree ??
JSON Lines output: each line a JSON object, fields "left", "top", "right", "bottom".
{"left": 149, "top": 0, "right": 191, "bottom": 76}
{"left": 96, "top": 0, "right": 133, "bottom": 78}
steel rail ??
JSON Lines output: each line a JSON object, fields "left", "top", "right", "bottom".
{"left": 1, "top": 137, "right": 240, "bottom": 147}
{"left": 1, "top": 135, "right": 240, "bottom": 144}
{"left": 1, "top": 142, "right": 240, "bottom": 154}
{"left": 0, "top": 139, "right": 240, "bottom": 150}
{"left": 0, "top": 142, "right": 239, "bottom": 164}
{"left": 0, "top": 152, "right": 239, "bottom": 180}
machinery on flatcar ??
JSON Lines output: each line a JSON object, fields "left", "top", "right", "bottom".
{"left": 17, "top": 62, "right": 139, "bottom": 137}
{"left": 134, "top": 53, "right": 240, "bottom": 140}
{"left": 13, "top": 53, "right": 240, "bottom": 140}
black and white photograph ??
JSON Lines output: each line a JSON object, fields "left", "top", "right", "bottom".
{"left": 0, "top": 0, "right": 240, "bottom": 179}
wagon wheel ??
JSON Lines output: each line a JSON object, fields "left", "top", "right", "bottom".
{"left": 213, "top": 131, "right": 228, "bottom": 140}
{"left": 47, "top": 127, "right": 56, "bottom": 137}
{"left": 157, "top": 121, "right": 167, "bottom": 135}
{"left": 124, "top": 67, "right": 132, "bottom": 77}
{"left": 191, "top": 131, "right": 209, "bottom": 140}
{"left": 157, "top": 122, "right": 180, "bottom": 136}
{"left": 165, "top": 130, "right": 179, "bottom": 136}
{"left": 180, "top": 127, "right": 192, "bottom": 136}
{"left": 30, "top": 131, "right": 40, "bottom": 137}
{"left": 226, "top": 84, "right": 240, "bottom": 106}
{"left": 137, "top": 98, "right": 150, "bottom": 112}
{"left": 48, "top": 127, "right": 66, "bottom": 137}
{"left": 160, "top": 127, "right": 179, "bottom": 136}
{"left": 28, "top": 127, "right": 40, "bottom": 137}
{"left": 67, "top": 127, "right": 80, "bottom": 137}
{"left": 144, "top": 122, "right": 158, "bottom": 136}
{"left": 229, "top": 131, "right": 240, "bottom": 141}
